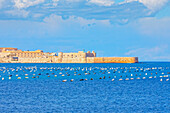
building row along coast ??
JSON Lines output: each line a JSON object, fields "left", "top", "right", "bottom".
{"left": 0, "top": 47, "right": 138, "bottom": 63}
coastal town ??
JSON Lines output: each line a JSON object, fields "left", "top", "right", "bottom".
{"left": 0, "top": 47, "right": 138, "bottom": 63}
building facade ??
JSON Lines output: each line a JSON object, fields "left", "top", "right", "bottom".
{"left": 0, "top": 47, "right": 138, "bottom": 63}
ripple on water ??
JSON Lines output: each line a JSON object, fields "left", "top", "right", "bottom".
{"left": 0, "top": 63, "right": 169, "bottom": 112}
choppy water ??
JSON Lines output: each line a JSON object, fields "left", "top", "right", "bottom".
{"left": 0, "top": 62, "right": 169, "bottom": 113}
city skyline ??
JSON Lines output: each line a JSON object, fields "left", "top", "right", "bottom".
{"left": 0, "top": 0, "right": 170, "bottom": 61}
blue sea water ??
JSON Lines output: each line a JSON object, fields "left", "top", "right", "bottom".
{"left": 0, "top": 62, "right": 169, "bottom": 113}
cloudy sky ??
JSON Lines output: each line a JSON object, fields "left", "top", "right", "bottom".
{"left": 0, "top": 0, "right": 170, "bottom": 61}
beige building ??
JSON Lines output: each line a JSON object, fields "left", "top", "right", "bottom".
{"left": 0, "top": 47, "right": 56, "bottom": 63}
{"left": 1, "top": 48, "right": 44, "bottom": 58}
{"left": 57, "top": 51, "right": 96, "bottom": 63}
{"left": 0, "top": 47, "right": 138, "bottom": 63}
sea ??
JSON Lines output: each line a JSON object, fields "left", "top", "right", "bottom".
{"left": 0, "top": 62, "right": 169, "bottom": 113}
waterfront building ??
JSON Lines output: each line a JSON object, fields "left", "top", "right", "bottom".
{"left": 0, "top": 47, "right": 138, "bottom": 63}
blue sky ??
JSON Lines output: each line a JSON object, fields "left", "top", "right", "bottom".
{"left": 0, "top": 0, "right": 170, "bottom": 61}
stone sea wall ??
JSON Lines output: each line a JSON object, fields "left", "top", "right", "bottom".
{"left": 0, "top": 48, "right": 138, "bottom": 63}
{"left": 0, "top": 57, "right": 138, "bottom": 63}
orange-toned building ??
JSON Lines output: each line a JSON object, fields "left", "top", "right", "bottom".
{"left": 0, "top": 47, "right": 18, "bottom": 52}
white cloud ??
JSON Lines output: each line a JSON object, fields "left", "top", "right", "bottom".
{"left": 52, "top": 0, "right": 59, "bottom": 6}
{"left": 125, "top": 45, "right": 170, "bottom": 61}
{"left": 125, "top": 47, "right": 162, "bottom": 56}
{"left": 5, "top": 9, "right": 29, "bottom": 18}
{"left": 66, "top": 0, "right": 83, "bottom": 2}
{"left": 0, "top": 0, "right": 5, "bottom": 8}
{"left": 124, "top": 0, "right": 169, "bottom": 11}
{"left": 87, "top": 0, "right": 114, "bottom": 6}
{"left": 43, "top": 14, "right": 110, "bottom": 28}
{"left": 139, "top": 0, "right": 169, "bottom": 11}
{"left": 40, "top": 14, "right": 111, "bottom": 36}
{"left": 134, "top": 17, "right": 170, "bottom": 38}
{"left": 0, "top": 0, "right": 168, "bottom": 26}
{"left": 32, "top": 13, "right": 44, "bottom": 18}
{"left": 14, "top": 0, "right": 45, "bottom": 9}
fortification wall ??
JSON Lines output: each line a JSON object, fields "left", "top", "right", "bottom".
{"left": 0, "top": 57, "right": 11, "bottom": 63}
{"left": 0, "top": 57, "right": 138, "bottom": 63}
{"left": 0, "top": 53, "right": 10, "bottom": 58}
{"left": 94, "top": 57, "right": 138, "bottom": 63}
{"left": 15, "top": 57, "right": 52, "bottom": 63}
{"left": 57, "top": 51, "right": 96, "bottom": 63}
{"left": 0, "top": 48, "right": 138, "bottom": 63}
{"left": 56, "top": 57, "right": 138, "bottom": 63}
{"left": 60, "top": 58, "right": 86, "bottom": 63}
{"left": 86, "top": 57, "right": 94, "bottom": 63}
